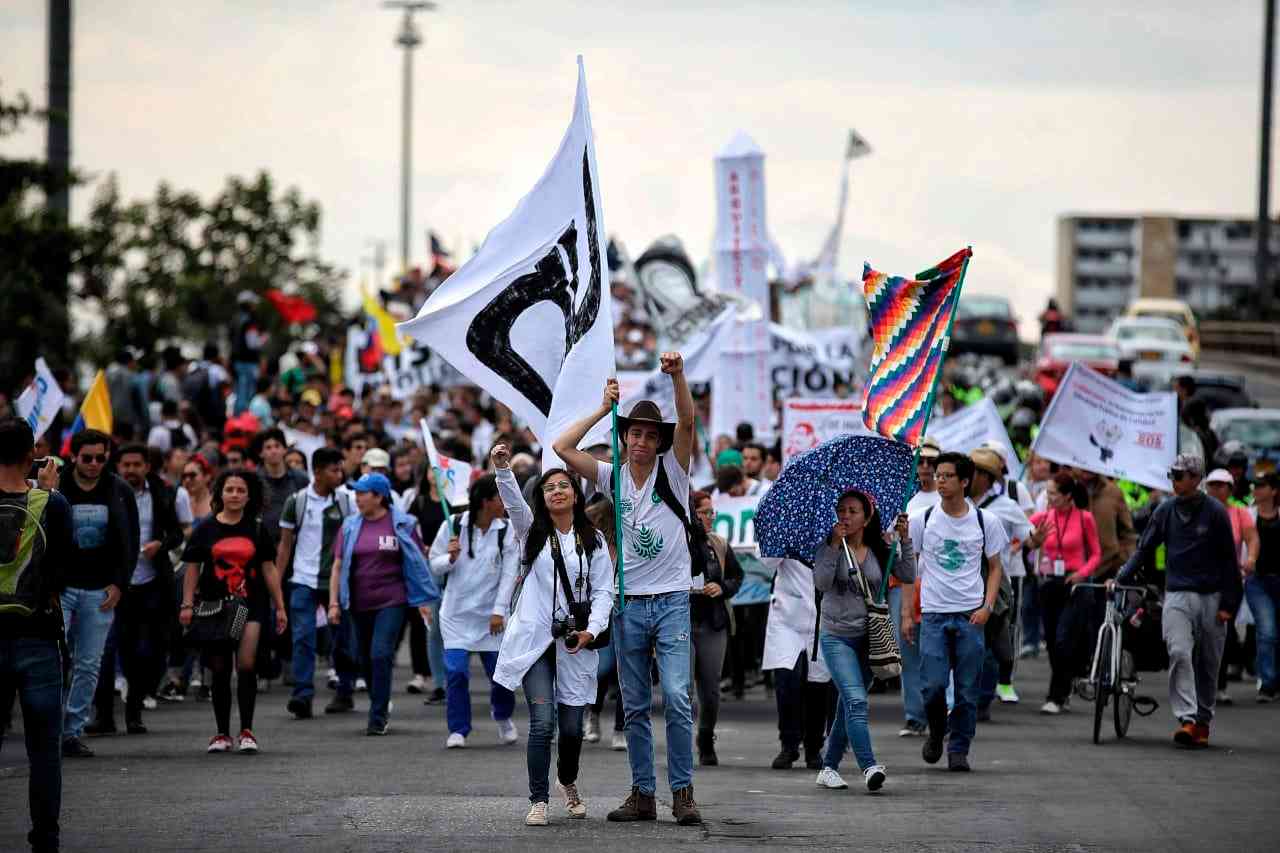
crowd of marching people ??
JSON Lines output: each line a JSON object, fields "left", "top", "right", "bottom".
{"left": 3, "top": 328, "right": 1279, "bottom": 851}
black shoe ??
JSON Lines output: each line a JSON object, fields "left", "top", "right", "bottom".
{"left": 922, "top": 734, "right": 944, "bottom": 765}
{"left": 83, "top": 719, "right": 116, "bottom": 737}
{"left": 126, "top": 719, "right": 147, "bottom": 735}
{"left": 196, "top": 684, "right": 211, "bottom": 702}
{"left": 423, "top": 687, "right": 446, "bottom": 705}
{"left": 697, "top": 730, "right": 718, "bottom": 766}
{"left": 287, "top": 697, "right": 314, "bottom": 719}
{"left": 948, "top": 753, "right": 971, "bottom": 772}
{"left": 976, "top": 706, "right": 992, "bottom": 722}
{"left": 62, "top": 737, "right": 94, "bottom": 758}
{"left": 771, "top": 748, "right": 799, "bottom": 770}
{"left": 366, "top": 720, "right": 389, "bottom": 736}
{"left": 325, "top": 694, "right": 355, "bottom": 714}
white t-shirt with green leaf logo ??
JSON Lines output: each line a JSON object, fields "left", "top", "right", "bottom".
{"left": 595, "top": 455, "right": 691, "bottom": 595}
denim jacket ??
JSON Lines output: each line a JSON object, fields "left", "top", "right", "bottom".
{"left": 336, "top": 507, "right": 440, "bottom": 611}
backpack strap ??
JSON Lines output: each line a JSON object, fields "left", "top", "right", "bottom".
{"left": 653, "top": 455, "right": 692, "bottom": 531}
{"left": 497, "top": 524, "right": 507, "bottom": 560}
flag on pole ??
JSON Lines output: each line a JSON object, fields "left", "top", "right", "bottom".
{"left": 15, "top": 358, "right": 66, "bottom": 441}
{"left": 418, "top": 418, "right": 475, "bottom": 508}
{"left": 362, "top": 289, "right": 403, "bottom": 357}
{"left": 860, "top": 248, "right": 971, "bottom": 447}
{"left": 398, "top": 58, "right": 615, "bottom": 471}
{"left": 60, "top": 369, "right": 113, "bottom": 454}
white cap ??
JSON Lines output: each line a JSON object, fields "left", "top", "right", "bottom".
{"left": 1204, "top": 468, "right": 1234, "bottom": 485}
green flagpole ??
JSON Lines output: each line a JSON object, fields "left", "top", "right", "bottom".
{"left": 610, "top": 402, "right": 626, "bottom": 607}
{"left": 878, "top": 248, "right": 972, "bottom": 600}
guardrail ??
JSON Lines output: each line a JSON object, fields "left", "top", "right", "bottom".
{"left": 1199, "top": 322, "right": 1280, "bottom": 358}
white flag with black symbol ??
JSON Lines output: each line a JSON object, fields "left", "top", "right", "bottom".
{"left": 399, "top": 57, "right": 614, "bottom": 471}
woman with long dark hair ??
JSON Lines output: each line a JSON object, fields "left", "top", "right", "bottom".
{"left": 1025, "top": 471, "right": 1101, "bottom": 714}
{"left": 178, "top": 470, "right": 288, "bottom": 753}
{"left": 689, "top": 489, "right": 743, "bottom": 766}
{"left": 490, "top": 444, "right": 612, "bottom": 827}
{"left": 811, "top": 489, "right": 915, "bottom": 792}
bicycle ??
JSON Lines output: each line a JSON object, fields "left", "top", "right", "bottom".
{"left": 1073, "top": 582, "right": 1159, "bottom": 744}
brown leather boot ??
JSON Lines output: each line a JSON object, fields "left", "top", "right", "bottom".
{"left": 606, "top": 787, "right": 657, "bottom": 822}
{"left": 671, "top": 786, "right": 702, "bottom": 826}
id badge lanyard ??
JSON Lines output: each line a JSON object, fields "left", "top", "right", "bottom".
{"left": 1050, "top": 507, "right": 1073, "bottom": 577}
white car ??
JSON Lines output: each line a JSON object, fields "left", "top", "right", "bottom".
{"left": 1106, "top": 316, "right": 1195, "bottom": 387}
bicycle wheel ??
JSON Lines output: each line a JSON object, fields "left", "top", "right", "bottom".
{"left": 1093, "top": 628, "right": 1112, "bottom": 745}
{"left": 1114, "top": 649, "right": 1135, "bottom": 738}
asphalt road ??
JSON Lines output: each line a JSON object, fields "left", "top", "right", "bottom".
{"left": 2, "top": 651, "right": 1277, "bottom": 853}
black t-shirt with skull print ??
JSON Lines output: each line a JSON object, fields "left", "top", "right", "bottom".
{"left": 181, "top": 515, "right": 273, "bottom": 610}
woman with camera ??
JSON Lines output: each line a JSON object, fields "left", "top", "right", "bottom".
{"left": 811, "top": 489, "right": 915, "bottom": 792}
{"left": 689, "top": 490, "right": 743, "bottom": 766}
{"left": 490, "top": 444, "right": 612, "bottom": 827}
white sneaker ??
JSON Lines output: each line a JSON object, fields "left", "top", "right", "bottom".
{"left": 446, "top": 732, "right": 467, "bottom": 749}
{"left": 815, "top": 767, "right": 848, "bottom": 789}
{"left": 1040, "top": 700, "right": 1063, "bottom": 715}
{"left": 995, "top": 683, "right": 1020, "bottom": 704}
{"left": 525, "top": 801, "right": 549, "bottom": 826}
{"left": 142, "top": 696, "right": 158, "bottom": 710}
{"left": 115, "top": 676, "right": 128, "bottom": 698}
{"left": 556, "top": 780, "right": 587, "bottom": 818}
{"left": 863, "top": 765, "right": 886, "bottom": 792}
{"left": 610, "top": 732, "right": 627, "bottom": 751}
{"left": 497, "top": 718, "right": 518, "bottom": 744}
{"left": 1216, "top": 688, "right": 1233, "bottom": 706}
{"left": 326, "top": 668, "right": 338, "bottom": 689}
{"left": 407, "top": 674, "right": 428, "bottom": 694}
{"left": 355, "top": 677, "right": 368, "bottom": 693}
{"left": 584, "top": 711, "right": 601, "bottom": 743}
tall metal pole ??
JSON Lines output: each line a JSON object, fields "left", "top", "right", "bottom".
{"left": 385, "top": 2, "right": 434, "bottom": 273}
{"left": 1259, "top": 0, "right": 1275, "bottom": 316}
{"left": 46, "top": 0, "right": 73, "bottom": 370}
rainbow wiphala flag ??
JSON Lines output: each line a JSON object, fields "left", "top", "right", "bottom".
{"left": 860, "top": 248, "right": 971, "bottom": 447}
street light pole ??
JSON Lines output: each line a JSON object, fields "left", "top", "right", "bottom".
{"left": 1258, "top": 0, "right": 1275, "bottom": 316}
{"left": 383, "top": 2, "right": 436, "bottom": 273}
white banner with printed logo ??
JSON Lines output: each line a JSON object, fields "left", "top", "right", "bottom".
{"left": 925, "top": 397, "right": 1016, "bottom": 465}
{"left": 15, "top": 358, "right": 65, "bottom": 442}
{"left": 781, "top": 398, "right": 869, "bottom": 464}
{"left": 419, "top": 419, "right": 475, "bottom": 506}
{"left": 1030, "top": 361, "right": 1177, "bottom": 491}
{"left": 711, "top": 493, "right": 761, "bottom": 551}
{"left": 398, "top": 60, "right": 615, "bottom": 472}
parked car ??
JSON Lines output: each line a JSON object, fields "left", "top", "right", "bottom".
{"left": 1106, "top": 316, "right": 1195, "bottom": 388}
{"left": 951, "top": 294, "right": 1019, "bottom": 365}
{"left": 1210, "top": 408, "right": 1280, "bottom": 477}
{"left": 1124, "top": 297, "right": 1200, "bottom": 361}
{"left": 1034, "top": 333, "right": 1122, "bottom": 399}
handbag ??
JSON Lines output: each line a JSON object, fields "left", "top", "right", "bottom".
{"left": 844, "top": 540, "right": 902, "bottom": 679}
{"left": 185, "top": 596, "right": 250, "bottom": 646}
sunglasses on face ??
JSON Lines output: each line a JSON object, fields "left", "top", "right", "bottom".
{"left": 79, "top": 454, "right": 108, "bottom": 464}
{"left": 1169, "top": 469, "right": 1189, "bottom": 481}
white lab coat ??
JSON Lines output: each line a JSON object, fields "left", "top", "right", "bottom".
{"left": 761, "top": 558, "right": 830, "bottom": 682}
{"left": 492, "top": 468, "right": 613, "bottom": 706}
{"left": 429, "top": 511, "right": 519, "bottom": 652}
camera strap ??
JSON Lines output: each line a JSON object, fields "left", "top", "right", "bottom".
{"left": 548, "top": 529, "right": 587, "bottom": 611}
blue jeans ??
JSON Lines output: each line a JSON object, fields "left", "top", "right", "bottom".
{"left": 1246, "top": 575, "right": 1280, "bottom": 692}
{"left": 331, "top": 609, "right": 358, "bottom": 698}
{"left": 232, "top": 361, "right": 257, "bottom": 415}
{"left": 919, "top": 612, "right": 985, "bottom": 755}
{"left": 613, "top": 591, "right": 694, "bottom": 795}
{"left": 522, "top": 644, "right": 585, "bottom": 803}
{"left": 427, "top": 600, "right": 446, "bottom": 690}
{"left": 60, "top": 587, "right": 115, "bottom": 740}
{"left": 888, "top": 585, "right": 924, "bottom": 726}
{"left": 819, "top": 633, "right": 877, "bottom": 771}
{"left": 444, "top": 648, "right": 514, "bottom": 735}
{"left": 352, "top": 607, "right": 405, "bottom": 728}
{"left": 0, "top": 637, "right": 62, "bottom": 852}
{"left": 288, "top": 583, "right": 322, "bottom": 702}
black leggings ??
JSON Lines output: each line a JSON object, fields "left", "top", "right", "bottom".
{"left": 204, "top": 631, "right": 259, "bottom": 736}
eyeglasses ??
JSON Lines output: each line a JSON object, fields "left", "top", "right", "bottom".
{"left": 541, "top": 481, "right": 574, "bottom": 493}
{"left": 934, "top": 472, "right": 958, "bottom": 481}
{"left": 78, "top": 454, "right": 108, "bottom": 464}
{"left": 1169, "top": 469, "right": 1189, "bottom": 482}
{"left": 181, "top": 471, "right": 199, "bottom": 480}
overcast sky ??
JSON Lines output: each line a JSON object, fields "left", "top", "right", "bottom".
{"left": 2, "top": 1, "right": 1273, "bottom": 336}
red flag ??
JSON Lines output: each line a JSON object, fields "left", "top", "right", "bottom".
{"left": 265, "top": 289, "right": 317, "bottom": 325}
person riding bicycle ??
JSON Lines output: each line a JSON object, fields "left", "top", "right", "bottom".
{"left": 1112, "top": 453, "right": 1241, "bottom": 749}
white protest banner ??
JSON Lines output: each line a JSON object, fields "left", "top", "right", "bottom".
{"left": 15, "top": 358, "right": 65, "bottom": 441}
{"left": 711, "top": 493, "right": 761, "bottom": 552}
{"left": 344, "top": 327, "right": 463, "bottom": 400}
{"left": 781, "top": 398, "right": 868, "bottom": 464}
{"left": 1030, "top": 361, "right": 1177, "bottom": 490}
{"left": 712, "top": 350, "right": 773, "bottom": 442}
{"left": 399, "top": 59, "right": 615, "bottom": 472}
{"left": 770, "top": 325, "right": 867, "bottom": 400}
{"left": 280, "top": 426, "right": 326, "bottom": 473}
{"left": 714, "top": 132, "right": 771, "bottom": 354}
{"left": 926, "top": 397, "right": 1015, "bottom": 464}
{"left": 419, "top": 419, "right": 475, "bottom": 506}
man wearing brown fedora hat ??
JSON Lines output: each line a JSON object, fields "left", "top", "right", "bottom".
{"left": 555, "top": 352, "right": 703, "bottom": 826}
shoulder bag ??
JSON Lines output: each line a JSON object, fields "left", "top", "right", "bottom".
{"left": 843, "top": 540, "right": 902, "bottom": 679}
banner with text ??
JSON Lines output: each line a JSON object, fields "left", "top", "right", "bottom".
{"left": 712, "top": 492, "right": 761, "bottom": 552}
{"left": 781, "top": 398, "right": 869, "bottom": 464}
{"left": 15, "top": 358, "right": 65, "bottom": 442}
{"left": 926, "top": 396, "right": 1016, "bottom": 466}
{"left": 1030, "top": 362, "right": 1177, "bottom": 491}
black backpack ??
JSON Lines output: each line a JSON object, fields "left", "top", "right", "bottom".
{"left": 922, "top": 505, "right": 1012, "bottom": 615}
{"left": 168, "top": 424, "right": 192, "bottom": 450}
{"left": 611, "top": 455, "right": 708, "bottom": 578}
{"left": 452, "top": 513, "right": 508, "bottom": 561}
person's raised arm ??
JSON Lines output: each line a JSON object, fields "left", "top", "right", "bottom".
{"left": 553, "top": 379, "right": 618, "bottom": 481}
{"left": 662, "top": 352, "right": 696, "bottom": 473}
{"left": 491, "top": 444, "right": 534, "bottom": 540}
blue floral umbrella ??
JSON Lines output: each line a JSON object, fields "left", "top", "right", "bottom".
{"left": 756, "top": 434, "right": 915, "bottom": 565}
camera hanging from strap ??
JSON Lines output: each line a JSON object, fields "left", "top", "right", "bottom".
{"left": 549, "top": 529, "right": 610, "bottom": 650}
